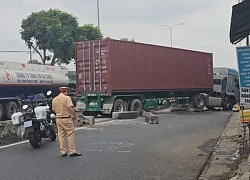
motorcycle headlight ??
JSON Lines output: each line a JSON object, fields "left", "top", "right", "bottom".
{"left": 22, "top": 105, "right": 28, "bottom": 110}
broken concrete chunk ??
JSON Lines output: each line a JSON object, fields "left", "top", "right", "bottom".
{"left": 145, "top": 113, "right": 159, "bottom": 124}
{"left": 74, "top": 116, "right": 95, "bottom": 126}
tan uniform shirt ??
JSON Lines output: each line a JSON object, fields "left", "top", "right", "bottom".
{"left": 52, "top": 93, "right": 74, "bottom": 117}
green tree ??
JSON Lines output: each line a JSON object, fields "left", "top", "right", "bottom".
{"left": 120, "top": 38, "right": 135, "bottom": 42}
{"left": 20, "top": 9, "right": 79, "bottom": 65}
{"left": 77, "top": 24, "right": 103, "bottom": 41}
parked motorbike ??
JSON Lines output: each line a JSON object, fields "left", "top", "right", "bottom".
{"left": 11, "top": 91, "right": 57, "bottom": 148}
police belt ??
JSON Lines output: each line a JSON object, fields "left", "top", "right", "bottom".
{"left": 56, "top": 116, "right": 71, "bottom": 119}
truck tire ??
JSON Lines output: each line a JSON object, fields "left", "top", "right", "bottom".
{"left": 113, "top": 99, "right": 127, "bottom": 112}
{"left": 0, "top": 104, "right": 3, "bottom": 121}
{"left": 129, "top": 99, "right": 143, "bottom": 116}
{"left": 223, "top": 99, "right": 234, "bottom": 111}
{"left": 193, "top": 94, "right": 205, "bottom": 109}
{"left": 3, "top": 101, "right": 18, "bottom": 120}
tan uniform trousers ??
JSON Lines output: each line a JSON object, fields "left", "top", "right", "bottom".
{"left": 56, "top": 118, "right": 76, "bottom": 155}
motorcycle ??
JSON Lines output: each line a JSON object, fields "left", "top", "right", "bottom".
{"left": 11, "top": 91, "right": 57, "bottom": 148}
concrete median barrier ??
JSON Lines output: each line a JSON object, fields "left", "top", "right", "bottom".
{"left": 144, "top": 113, "right": 159, "bottom": 124}
{"left": 0, "top": 121, "right": 22, "bottom": 145}
{"left": 82, "top": 116, "right": 95, "bottom": 126}
{"left": 74, "top": 115, "right": 95, "bottom": 127}
{"left": 112, "top": 111, "right": 139, "bottom": 119}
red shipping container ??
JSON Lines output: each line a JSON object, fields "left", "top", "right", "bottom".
{"left": 75, "top": 40, "right": 213, "bottom": 93}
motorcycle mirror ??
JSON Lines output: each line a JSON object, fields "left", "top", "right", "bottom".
{"left": 47, "top": 90, "right": 52, "bottom": 96}
{"left": 50, "top": 113, "right": 56, "bottom": 119}
{"left": 22, "top": 105, "right": 28, "bottom": 110}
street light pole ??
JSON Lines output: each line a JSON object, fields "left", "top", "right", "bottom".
{"left": 170, "top": 27, "right": 173, "bottom": 48}
{"left": 159, "top": 23, "right": 185, "bottom": 47}
{"left": 97, "top": 0, "right": 100, "bottom": 29}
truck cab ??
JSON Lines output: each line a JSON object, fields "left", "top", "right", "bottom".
{"left": 213, "top": 67, "right": 240, "bottom": 101}
{"left": 207, "top": 67, "right": 240, "bottom": 110}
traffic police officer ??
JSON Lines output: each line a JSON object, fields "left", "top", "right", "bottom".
{"left": 52, "top": 87, "right": 82, "bottom": 157}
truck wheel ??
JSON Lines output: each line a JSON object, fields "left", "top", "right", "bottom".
{"left": 0, "top": 104, "right": 3, "bottom": 121}
{"left": 223, "top": 99, "right": 234, "bottom": 111}
{"left": 129, "top": 99, "right": 143, "bottom": 116}
{"left": 193, "top": 94, "right": 205, "bottom": 109}
{"left": 3, "top": 101, "right": 18, "bottom": 120}
{"left": 113, "top": 99, "right": 127, "bottom": 112}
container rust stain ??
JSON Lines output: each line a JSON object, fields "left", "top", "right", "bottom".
{"left": 75, "top": 40, "right": 213, "bottom": 93}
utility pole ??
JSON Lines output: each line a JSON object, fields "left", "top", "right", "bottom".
{"left": 97, "top": 0, "right": 100, "bottom": 29}
{"left": 29, "top": 50, "right": 32, "bottom": 61}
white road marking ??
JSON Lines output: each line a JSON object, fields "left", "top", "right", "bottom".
{"left": 86, "top": 141, "right": 135, "bottom": 154}
{"left": 119, "top": 146, "right": 133, "bottom": 148}
{"left": 117, "top": 151, "right": 130, "bottom": 153}
{"left": 0, "top": 140, "right": 29, "bottom": 149}
{"left": 85, "top": 149, "right": 131, "bottom": 153}
{"left": 99, "top": 142, "right": 123, "bottom": 145}
{"left": 106, "top": 145, "right": 119, "bottom": 150}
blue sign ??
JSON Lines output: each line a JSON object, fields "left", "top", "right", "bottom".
{"left": 228, "top": 68, "right": 238, "bottom": 76}
{"left": 237, "top": 46, "right": 250, "bottom": 88}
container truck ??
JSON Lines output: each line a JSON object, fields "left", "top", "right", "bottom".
{"left": 75, "top": 39, "right": 239, "bottom": 117}
{"left": 0, "top": 61, "right": 69, "bottom": 120}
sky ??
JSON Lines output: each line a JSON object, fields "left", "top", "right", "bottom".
{"left": 0, "top": 0, "right": 243, "bottom": 71}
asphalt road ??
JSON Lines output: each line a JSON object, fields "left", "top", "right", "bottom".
{"left": 0, "top": 111, "right": 231, "bottom": 180}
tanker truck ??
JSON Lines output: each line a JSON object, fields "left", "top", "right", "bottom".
{"left": 0, "top": 61, "right": 69, "bottom": 121}
{"left": 75, "top": 39, "right": 239, "bottom": 117}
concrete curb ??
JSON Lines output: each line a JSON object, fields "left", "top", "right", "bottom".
{"left": 199, "top": 112, "right": 249, "bottom": 180}
{"left": 144, "top": 113, "right": 160, "bottom": 124}
{"left": 0, "top": 121, "right": 22, "bottom": 146}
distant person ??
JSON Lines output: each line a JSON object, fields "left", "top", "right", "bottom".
{"left": 52, "top": 87, "right": 82, "bottom": 157}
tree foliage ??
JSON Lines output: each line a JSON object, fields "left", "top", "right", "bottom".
{"left": 20, "top": 9, "right": 103, "bottom": 66}
{"left": 120, "top": 38, "right": 135, "bottom": 42}
{"left": 103, "top": 37, "right": 136, "bottom": 42}
{"left": 77, "top": 24, "right": 103, "bottom": 42}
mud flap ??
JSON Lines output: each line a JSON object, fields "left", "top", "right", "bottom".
{"left": 23, "top": 127, "right": 34, "bottom": 139}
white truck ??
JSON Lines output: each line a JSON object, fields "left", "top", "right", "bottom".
{"left": 0, "top": 61, "right": 69, "bottom": 121}
{"left": 205, "top": 67, "right": 240, "bottom": 110}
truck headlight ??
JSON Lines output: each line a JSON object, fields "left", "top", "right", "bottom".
{"left": 76, "top": 101, "right": 86, "bottom": 110}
